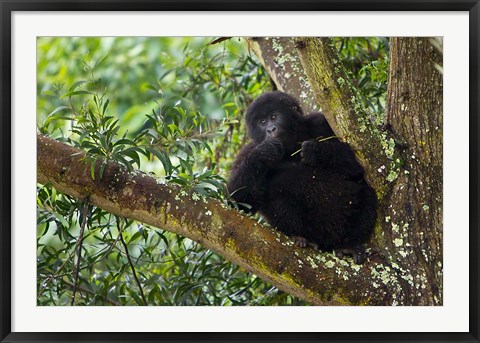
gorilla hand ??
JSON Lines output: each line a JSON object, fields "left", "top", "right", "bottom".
{"left": 300, "top": 140, "right": 321, "bottom": 166}
{"left": 251, "top": 138, "right": 284, "bottom": 165}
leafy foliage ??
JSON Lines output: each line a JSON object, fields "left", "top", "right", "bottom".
{"left": 333, "top": 37, "right": 389, "bottom": 124}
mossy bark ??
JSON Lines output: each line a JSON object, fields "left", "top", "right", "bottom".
{"left": 249, "top": 37, "right": 318, "bottom": 113}
{"left": 381, "top": 38, "right": 443, "bottom": 305}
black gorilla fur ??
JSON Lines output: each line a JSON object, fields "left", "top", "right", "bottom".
{"left": 227, "top": 91, "right": 377, "bottom": 264}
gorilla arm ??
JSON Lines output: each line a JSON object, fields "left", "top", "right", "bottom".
{"left": 227, "top": 139, "right": 284, "bottom": 213}
{"left": 300, "top": 139, "right": 365, "bottom": 180}
{"left": 298, "top": 112, "right": 365, "bottom": 179}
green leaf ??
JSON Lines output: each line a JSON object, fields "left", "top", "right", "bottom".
{"left": 102, "top": 99, "right": 110, "bottom": 115}
{"left": 47, "top": 105, "right": 70, "bottom": 117}
{"left": 121, "top": 149, "right": 141, "bottom": 168}
{"left": 145, "top": 147, "right": 172, "bottom": 175}
{"left": 113, "top": 138, "right": 134, "bottom": 147}
{"left": 95, "top": 54, "right": 109, "bottom": 69}
{"left": 99, "top": 160, "right": 107, "bottom": 179}
{"left": 98, "top": 133, "right": 108, "bottom": 149}
{"left": 196, "top": 182, "right": 219, "bottom": 192}
{"left": 69, "top": 80, "right": 88, "bottom": 91}
{"left": 60, "top": 90, "right": 93, "bottom": 99}
{"left": 142, "top": 84, "right": 158, "bottom": 92}
{"left": 90, "top": 159, "right": 96, "bottom": 180}
{"left": 50, "top": 210, "right": 70, "bottom": 229}
{"left": 167, "top": 123, "right": 179, "bottom": 134}
{"left": 42, "top": 90, "right": 57, "bottom": 97}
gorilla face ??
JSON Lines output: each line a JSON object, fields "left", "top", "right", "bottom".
{"left": 257, "top": 112, "right": 284, "bottom": 139}
{"left": 246, "top": 91, "right": 303, "bottom": 150}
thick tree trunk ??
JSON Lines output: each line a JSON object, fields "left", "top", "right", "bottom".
{"left": 252, "top": 37, "right": 443, "bottom": 305}
{"left": 383, "top": 37, "right": 443, "bottom": 305}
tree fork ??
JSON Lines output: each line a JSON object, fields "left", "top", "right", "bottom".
{"left": 294, "top": 37, "right": 399, "bottom": 195}
{"left": 37, "top": 133, "right": 400, "bottom": 306}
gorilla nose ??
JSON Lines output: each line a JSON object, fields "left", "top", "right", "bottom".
{"left": 267, "top": 126, "right": 277, "bottom": 137}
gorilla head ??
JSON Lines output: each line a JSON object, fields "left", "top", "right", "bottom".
{"left": 245, "top": 91, "right": 304, "bottom": 150}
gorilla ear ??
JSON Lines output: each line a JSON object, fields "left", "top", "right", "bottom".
{"left": 291, "top": 104, "right": 303, "bottom": 115}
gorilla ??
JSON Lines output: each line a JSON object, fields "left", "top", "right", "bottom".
{"left": 227, "top": 91, "right": 377, "bottom": 264}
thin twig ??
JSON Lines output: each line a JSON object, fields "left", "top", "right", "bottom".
{"left": 117, "top": 219, "right": 148, "bottom": 306}
{"left": 290, "top": 135, "right": 338, "bottom": 156}
{"left": 70, "top": 202, "right": 89, "bottom": 306}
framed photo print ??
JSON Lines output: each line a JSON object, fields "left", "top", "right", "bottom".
{"left": 1, "top": 1, "right": 478, "bottom": 342}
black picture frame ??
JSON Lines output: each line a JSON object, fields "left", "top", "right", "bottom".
{"left": 1, "top": 1, "right": 478, "bottom": 342}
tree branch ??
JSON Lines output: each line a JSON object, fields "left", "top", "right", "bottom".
{"left": 117, "top": 219, "right": 148, "bottom": 306}
{"left": 249, "top": 37, "right": 318, "bottom": 113}
{"left": 37, "top": 134, "right": 400, "bottom": 305}
{"left": 70, "top": 202, "right": 88, "bottom": 306}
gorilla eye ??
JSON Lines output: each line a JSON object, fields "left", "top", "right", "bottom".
{"left": 271, "top": 114, "right": 277, "bottom": 120}
{"left": 259, "top": 119, "right": 267, "bottom": 125}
